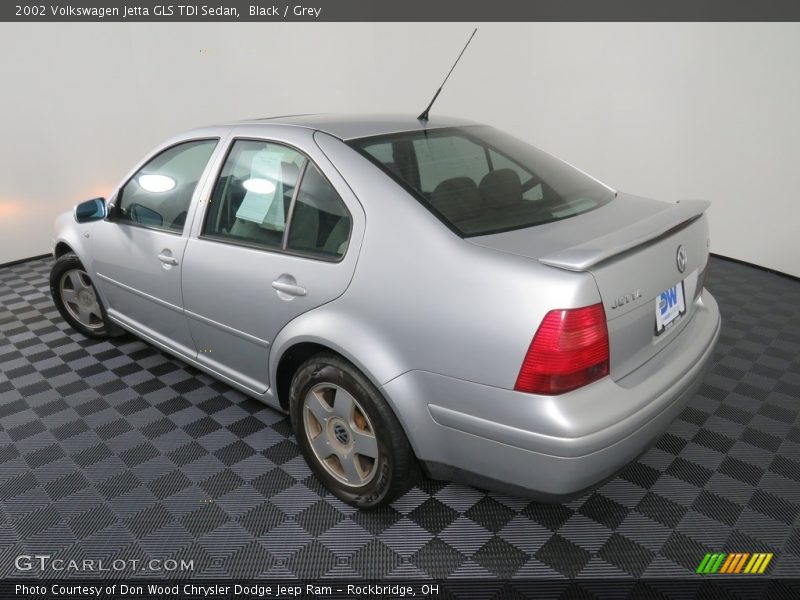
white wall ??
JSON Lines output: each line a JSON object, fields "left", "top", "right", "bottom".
{"left": 1, "top": 23, "right": 798, "bottom": 276}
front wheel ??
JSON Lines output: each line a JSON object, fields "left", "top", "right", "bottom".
{"left": 49, "top": 253, "right": 123, "bottom": 339}
{"left": 289, "top": 353, "right": 419, "bottom": 508}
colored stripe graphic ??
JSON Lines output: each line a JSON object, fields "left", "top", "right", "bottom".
{"left": 733, "top": 553, "right": 749, "bottom": 573}
{"left": 758, "top": 554, "right": 773, "bottom": 574}
{"left": 696, "top": 553, "right": 713, "bottom": 574}
{"left": 697, "top": 552, "right": 773, "bottom": 574}
{"left": 712, "top": 553, "right": 726, "bottom": 573}
{"left": 744, "top": 554, "right": 760, "bottom": 574}
{"left": 701, "top": 553, "right": 725, "bottom": 573}
{"left": 745, "top": 553, "right": 774, "bottom": 574}
{"left": 719, "top": 553, "right": 736, "bottom": 574}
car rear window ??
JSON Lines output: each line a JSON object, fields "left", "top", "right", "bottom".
{"left": 350, "top": 126, "right": 615, "bottom": 237}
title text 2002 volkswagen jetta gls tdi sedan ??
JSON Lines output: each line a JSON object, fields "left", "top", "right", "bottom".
{"left": 50, "top": 115, "right": 721, "bottom": 508}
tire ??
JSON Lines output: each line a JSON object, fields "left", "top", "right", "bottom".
{"left": 289, "top": 353, "right": 419, "bottom": 508}
{"left": 49, "top": 253, "right": 124, "bottom": 339}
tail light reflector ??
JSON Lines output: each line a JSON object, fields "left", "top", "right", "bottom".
{"left": 514, "top": 303, "right": 609, "bottom": 395}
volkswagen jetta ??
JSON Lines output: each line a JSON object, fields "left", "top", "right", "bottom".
{"left": 50, "top": 114, "right": 721, "bottom": 507}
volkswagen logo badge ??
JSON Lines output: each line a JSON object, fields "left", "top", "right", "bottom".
{"left": 333, "top": 422, "right": 350, "bottom": 445}
{"left": 676, "top": 245, "right": 687, "bottom": 273}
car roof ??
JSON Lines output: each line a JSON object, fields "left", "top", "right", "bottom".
{"left": 228, "top": 113, "right": 482, "bottom": 141}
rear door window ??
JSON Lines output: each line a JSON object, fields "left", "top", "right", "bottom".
{"left": 203, "top": 140, "right": 305, "bottom": 249}
{"left": 202, "top": 139, "right": 351, "bottom": 260}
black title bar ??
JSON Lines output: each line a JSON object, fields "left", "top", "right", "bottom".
{"left": 4, "top": 578, "right": 800, "bottom": 599}
{"left": 4, "top": 0, "right": 800, "bottom": 22}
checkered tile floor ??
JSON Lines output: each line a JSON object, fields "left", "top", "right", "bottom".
{"left": 0, "top": 256, "right": 798, "bottom": 580}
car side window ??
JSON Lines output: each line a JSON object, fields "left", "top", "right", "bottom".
{"left": 116, "top": 139, "right": 217, "bottom": 233}
{"left": 286, "top": 163, "right": 352, "bottom": 259}
{"left": 204, "top": 140, "right": 305, "bottom": 249}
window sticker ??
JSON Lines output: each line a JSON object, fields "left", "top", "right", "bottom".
{"left": 236, "top": 151, "right": 285, "bottom": 230}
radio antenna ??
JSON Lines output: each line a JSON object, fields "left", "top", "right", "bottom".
{"left": 417, "top": 28, "right": 478, "bottom": 122}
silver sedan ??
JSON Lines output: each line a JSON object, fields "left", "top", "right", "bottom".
{"left": 50, "top": 114, "right": 721, "bottom": 508}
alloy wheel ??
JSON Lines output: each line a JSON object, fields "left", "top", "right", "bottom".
{"left": 302, "top": 383, "right": 380, "bottom": 487}
{"left": 59, "top": 269, "right": 104, "bottom": 330}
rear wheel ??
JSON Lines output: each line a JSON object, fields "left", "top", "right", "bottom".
{"left": 289, "top": 353, "right": 419, "bottom": 508}
{"left": 50, "top": 253, "right": 123, "bottom": 339}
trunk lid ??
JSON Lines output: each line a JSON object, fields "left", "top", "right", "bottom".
{"left": 469, "top": 193, "right": 711, "bottom": 380}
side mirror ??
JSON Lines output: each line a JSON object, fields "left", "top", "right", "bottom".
{"left": 74, "top": 197, "right": 106, "bottom": 223}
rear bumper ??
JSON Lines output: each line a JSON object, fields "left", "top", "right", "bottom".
{"left": 381, "top": 291, "right": 721, "bottom": 498}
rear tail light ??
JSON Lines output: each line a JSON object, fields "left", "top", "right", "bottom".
{"left": 514, "top": 303, "right": 609, "bottom": 395}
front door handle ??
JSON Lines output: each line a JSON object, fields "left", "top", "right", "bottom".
{"left": 157, "top": 254, "right": 179, "bottom": 266}
{"left": 272, "top": 277, "right": 307, "bottom": 298}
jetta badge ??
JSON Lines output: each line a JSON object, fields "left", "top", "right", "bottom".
{"left": 611, "top": 289, "right": 642, "bottom": 309}
{"left": 676, "top": 245, "right": 688, "bottom": 273}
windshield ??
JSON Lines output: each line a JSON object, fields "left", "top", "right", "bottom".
{"left": 350, "top": 126, "right": 615, "bottom": 237}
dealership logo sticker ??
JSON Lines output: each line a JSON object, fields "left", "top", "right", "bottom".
{"left": 696, "top": 552, "right": 773, "bottom": 574}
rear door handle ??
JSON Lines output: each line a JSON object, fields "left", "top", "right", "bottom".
{"left": 157, "top": 254, "right": 179, "bottom": 266}
{"left": 272, "top": 279, "right": 307, "bottom": 297}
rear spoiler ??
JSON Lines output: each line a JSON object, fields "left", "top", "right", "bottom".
{"left": 539, "top": 199, "right": 710, "bottom": 272}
